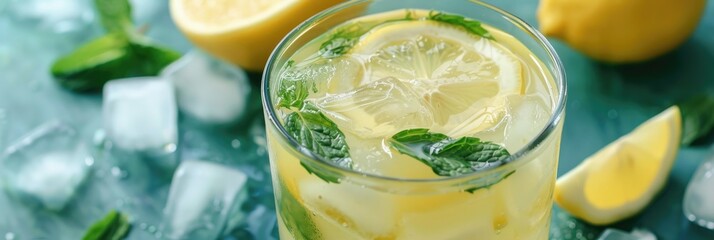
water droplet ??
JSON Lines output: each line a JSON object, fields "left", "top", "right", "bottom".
{"left": 93, "top": 130, "right": 106, "bottom": 147}
{"left": 139, "top": 222, "right": 148, "bottom": 230}
{"left": 231, "top": 139, "right": 242, "bottom": 149}
{"left": 84, "top": 156, "right": 94, "bottom": 167}
{"left": 147, "top": 225, "right": 157, "bottom": 233}
{"left": 256, "top": 147, "right": 266, "bottom": 156}
{"left": 110, "top": 166, "right": 129, "bottom": 179}
{"left": 492, "top": 213, "right": 508, "bottom": 233}
{"left": 566, "top": 220, "right": 576, "bottom": 229}
{"left": 164, "top": 143, "right": 177, "bottom": 152}
{"left": 607, "top": 109, "right": 619, "bottom": 119}
{"left": 5, "top": 232, "right": 15, "bottom": 240}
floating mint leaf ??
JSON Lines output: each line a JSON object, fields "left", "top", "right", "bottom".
{"left": 679, "top": 94, "right": 714, "bottom": 145}
{"left": 82, "top": 210, "right": 132, "bottom": 240}
{"left": 427, "top": 11, "right": 494, "bottom": 40}
{"left": 390, "top": 128, "right": 511, "bottom": 179}
{"left": 284, "top": 103, "right": 352, "bottom": 183}
{"left": 319, "top": 24, "right": 369, "bottom": 58}
{"left": 94, "top": 0, "right": 134, "bottom": 39}
{"left": 278, "top": 180, "right": 320, "bottom": 240}
{"left": 276, "top": 60, "right": 312, "bottom": 109}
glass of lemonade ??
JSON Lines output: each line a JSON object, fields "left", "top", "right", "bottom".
{"left": 262, "top": 0, "right": 566, "bottom": 239}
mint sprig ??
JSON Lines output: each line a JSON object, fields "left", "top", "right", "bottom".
{"left": 679, "top": 94, "right": 714, "bottom": 145}
{"left": 51, "top": 0, "right": 181, "bottom": 92}
{"left": 427, "top": 11, "right": 494, "bottom": 40}
{"left": 284, "top": 103, "right": 352, "bottom": 183}
{"left": 389, "top": 129, "right": 512, "bottom": 190}
{"left": 82, "top": 210, "right": 132, "bottom": 240}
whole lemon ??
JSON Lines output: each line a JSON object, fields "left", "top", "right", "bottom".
{"left": 537, "top": 0, "right": 707, "bottom": 63}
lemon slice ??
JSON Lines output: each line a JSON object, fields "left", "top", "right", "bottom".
{"left": 327, "top": 20, "right": 523, "bottom": 137}
{"left": 555, "top": 106, "right": 681, "bottom": 225}
{"left": 170, "top": 0, "right": 344, "bottom": 71}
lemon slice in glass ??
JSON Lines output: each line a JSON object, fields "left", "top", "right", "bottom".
{"left": 347, "top": 20, "right": 523, "bottom": 136}
{"left": 555, "top": 106, "right": 681, "bottom": 225}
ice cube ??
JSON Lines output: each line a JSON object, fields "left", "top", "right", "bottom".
{"left": 161, "top": 50, "right": 250, "bottom": 124}
{"left": 164, "top": 160, "right": 249, "bottom": 239}
{"left": 0, "top": 121, "right": 91, "bottom": 210}
{"left": 503, "top": 95, "right": 551, "bottom": 151}
{"left": 315, "top": 77, "right": 431, "bottom": 138}
{"left": 103, "top": 77, "right": 177, "bottom": 152}
{"left": 683, "top": 154, "right": 714, "bottom": 229}
{"left": 597, "top": 228, "right": 656, "bottom": 240}
{"left": 7, "top": 0, "right": 93, "bottom": 33}
{"left": 243, "top": 205, "right": 277, "bottom": 240}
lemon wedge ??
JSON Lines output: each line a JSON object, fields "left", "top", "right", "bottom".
{"left": 555, "top": 106, "right": 681, "bottom": 225}
{"left": 170, "top": 0, "right": 344, "bottom": 71}
{"left": 318, "top": 20, "right": 523, "bottom": 138}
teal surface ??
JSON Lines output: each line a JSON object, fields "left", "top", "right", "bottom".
{"left": 1, "top": 0, "right": 714, "bottom": 239}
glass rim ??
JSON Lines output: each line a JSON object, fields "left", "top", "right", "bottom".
{"left": 261, "top": 0, "right": 567, "bottom": 183}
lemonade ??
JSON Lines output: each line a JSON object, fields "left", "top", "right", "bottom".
{"left": 262, "top": 1, "right": 565, "bottom": 239}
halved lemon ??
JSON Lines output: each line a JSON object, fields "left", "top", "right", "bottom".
{"left": 555, "top": 106, "right": 681, "bottom": 225}
{"left": 318, "top": 20, "right": 523, "bottom": 137}
{"left": 170, "top": 0, "right": 345, "bottom": 71}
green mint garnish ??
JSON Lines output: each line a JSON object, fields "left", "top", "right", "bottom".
{"left": 277, "top": 60, "right": 312, "bottom": 109}
{"left": 389, "top": 129, "right": 513, "bottom": 190}
{"left": 82, "top": 210, "right": 132, "bottom": 240}
{"left": 94, "top": 0, "right": 134, "bottom": 39}
{"left": 284, "top": 103, "right": 352, "bottom": 183}
{"left": 319, "top": 24, "right": 370, "bottom": 59}
{"left": 427, "top": 11, "right": 494, "bottom": 40}
{"left": 679, "top": 94, "right": 714, "bottom": 145}
{"left": 278, "top": 180, "right": 320, "bottom": 240}
{"left": 316, "top": 10, "right": 495, "bottom": 59}
{"left": 50, "top": 0, "right": 181, "bottom": 92}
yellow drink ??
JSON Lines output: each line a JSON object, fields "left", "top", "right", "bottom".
{"left": 262, "top": 1, "right": 565, "bottom": 239}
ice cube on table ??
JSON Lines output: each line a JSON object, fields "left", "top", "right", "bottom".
{"left": 103, "top": 77, "right": 177, "bottom": 152}
{"left": 164, "top": 160, "right": 249, "bottom": 239}
{"left": 0, "top": 121, "right": 91, "bottom": 210}
{"left": 597, "top": 228, "right": 656, "bottom": 240}
{"left": 161, "top": 50, "right": 250, "bottom": 124}
{"left": 6, "top": 0, "right": 93, "bottom": 33}
{"left": 684, "top": 153, "right": 714, "bottom": 229}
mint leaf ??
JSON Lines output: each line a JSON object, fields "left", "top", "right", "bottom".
{"left": 427, "top": 12, "right": 494, "bottom": 40}
{"left": 128, "top": 42, "right": 182, "bottom": 76}
{"left": 82, "top": 210, "right": 132, "bottom": 240}
{"left": 51, "top": 38, "right": 181, "bottom": 92}
{"left": 284, "top": 103, "right": 352, "bottom": 183}
{"left": 317, "top": 10, "right": 417, "bottom": 58}
{"left": 277, "top": 60, "right": 312, "bottom": 109}
{"left": 390, "top": 128, "right": 510, "bottom": 177}
{"left": 319, "top": 24, "right": 369, "bottom": 59}
{"left": 51, "top": 34, "right": 133, "bottom": 92}
{"left": 94, "top": 0, "right": 134, "bottom": 38}
{"left": 278, "top": 180, "right": 319, "bottom": 240}
{"left": 679, "top": 95, "right": 714, "bottom": 145}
